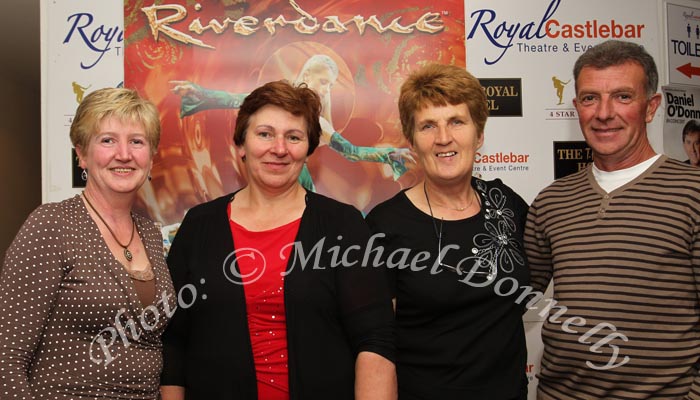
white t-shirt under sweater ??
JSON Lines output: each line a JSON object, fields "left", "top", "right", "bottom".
{"left": 591, "top": 154, "right": 661, "bottom": 193}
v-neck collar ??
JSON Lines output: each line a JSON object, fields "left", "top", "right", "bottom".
{"left": 75, "top": 194, "right": 163, "bottom": 314}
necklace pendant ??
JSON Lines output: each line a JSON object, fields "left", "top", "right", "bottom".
{"left": 124, "top": 248, "right": 133, "bottom": 262}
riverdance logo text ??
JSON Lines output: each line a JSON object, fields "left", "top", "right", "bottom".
{"left": 141, "top": 0, "right": 445, "bottom": 49}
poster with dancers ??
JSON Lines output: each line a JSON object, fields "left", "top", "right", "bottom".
{"left": 124, "top": 0, "right": 465, "bottom": 234}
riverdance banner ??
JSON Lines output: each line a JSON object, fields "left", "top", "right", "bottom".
{"left": 124, "top": 0, "right": 465, "bottom": 228}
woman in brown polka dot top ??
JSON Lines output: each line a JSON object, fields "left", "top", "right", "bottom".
{"left": 0, "top": 88, "right": 176, "bottom": 399}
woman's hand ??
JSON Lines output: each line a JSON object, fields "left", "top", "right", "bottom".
{"left": 388, "top": 148, "right": 416, "bottom": 164}
{"left": 319, "top": 116, "right": 335, "bottom": 135}
{"left": 169, "top": 80, "right": 203, "bottom": 100}
{"left": 160, "top": 385, "right": 185, "bottom": 400}
{"left": 355, "top": 352, "right": 397, "bottom": 400}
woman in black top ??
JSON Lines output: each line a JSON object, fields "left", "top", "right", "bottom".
{"left": 160, "top": 80, "right": 396, "bottom": 400}
{"left": 366, "top": 64, "right": 529, "bottom": 400}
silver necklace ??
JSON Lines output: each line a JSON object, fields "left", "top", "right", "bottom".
{"left": 429, "top": 188, "right": 476, "bottom": 211}
{"left": 423, "top": 182, "right": 495, "bottom": 279}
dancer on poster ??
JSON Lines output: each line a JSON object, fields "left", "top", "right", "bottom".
{"left": 170, "top": 54, "right": 415, "bottom": 191}
{"left": 125, "top": 0, "right": 465, "bottom": 223}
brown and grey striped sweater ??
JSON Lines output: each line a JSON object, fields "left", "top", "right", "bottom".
{"left": 525, "top": 156, "right": 700, "bottom": 400}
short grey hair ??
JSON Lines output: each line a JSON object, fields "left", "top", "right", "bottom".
{"left": 573, "top": 40, "right": 658, "bottom": 97}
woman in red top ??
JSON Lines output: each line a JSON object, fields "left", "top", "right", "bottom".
{"left": 160, "top": 80, "right": 396, "bottom": 400}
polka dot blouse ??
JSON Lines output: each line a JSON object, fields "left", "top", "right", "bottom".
{"left": 0, "top": 195, "right": 175, "bottom": 399}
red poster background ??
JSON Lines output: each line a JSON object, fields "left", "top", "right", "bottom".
{"left": 124, "top": 0, "right": 465, "bottom": 227}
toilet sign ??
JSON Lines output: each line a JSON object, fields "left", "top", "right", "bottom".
{"left": 668, "top": 2, "right": 700, "bottom": 86}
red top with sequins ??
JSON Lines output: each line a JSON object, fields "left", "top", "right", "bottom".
{"left": 228, "top": 204, "right": 301, "bottom": 400}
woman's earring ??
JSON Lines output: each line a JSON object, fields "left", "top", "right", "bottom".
{"left": 148, "top": 174, "right": 152, "bottom": 181}
{"left": 81, "top": 169, "right": 88, "bottom": 181}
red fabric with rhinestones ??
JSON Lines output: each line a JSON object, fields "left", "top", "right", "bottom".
{"left": 228, "top": 204, "right": 300, "bottom": 400}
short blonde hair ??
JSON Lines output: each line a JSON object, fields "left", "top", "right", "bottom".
{"left": 70, "top": 88, "right": 161, "bottom": 154}
{"left": 399, "top": 64, "right": 488, "bottom": 144}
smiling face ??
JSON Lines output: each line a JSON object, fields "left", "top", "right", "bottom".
{"left": 684, "top": 130, "right": 700, "bottom": 166}
{"left": 573, "top": 61, "right": 661, "bottom": 171}
{"left": 76, "top": 116, "right": 153, "bottom": 198}
{"left": 237, "top": 104, "right": 309, "bottom": 192}
{"left": 412, "top": 102, "right": 483, "bottom": 187}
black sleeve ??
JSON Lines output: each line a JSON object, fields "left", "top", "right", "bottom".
{"left": 364, "top": 208, "right": 398, "bottom": 299}
{"left": 510, "top": 185, "right": 530, "bottom": 237}
{"left": 334, "top": 206, "right": 396, "bottom": 363}
{"left": 160, "top": 210, "right": 197, "bottom": 386}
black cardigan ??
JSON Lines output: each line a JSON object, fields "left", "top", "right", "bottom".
{"left": 161, "top": 191, "right": 395, "bottom": 399}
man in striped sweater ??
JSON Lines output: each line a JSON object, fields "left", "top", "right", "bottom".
{"left": 525, "top": 39, "right": 700, "bottom": 399}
